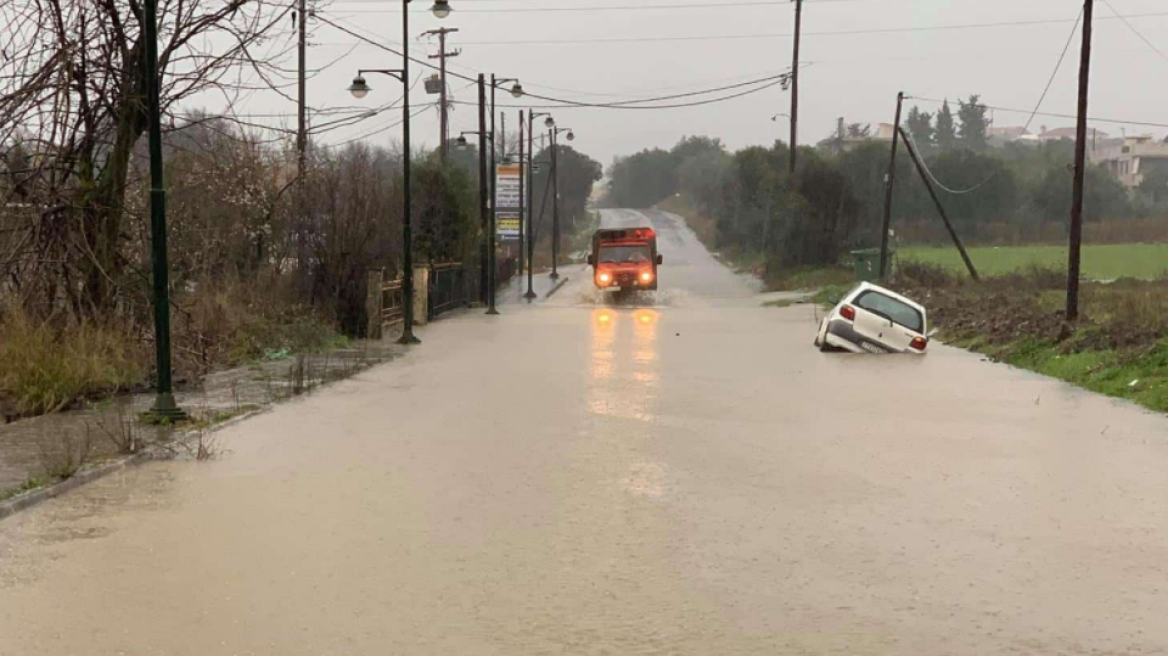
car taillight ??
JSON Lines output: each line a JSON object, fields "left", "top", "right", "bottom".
{"left": 840, "top": 305, "right": 856, "bottom": 321}
{"left": 640, "top": 271, "right": 653, "bottom": 282}
{"left": 909, "top": 336, "right": 928, "bottom": 351}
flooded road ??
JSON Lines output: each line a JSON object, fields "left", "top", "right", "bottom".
{"left": 3, "top": 209, "right": 1168, "bottom": 654}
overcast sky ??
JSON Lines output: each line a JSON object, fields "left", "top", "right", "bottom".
{"left": 211, "top": 0, "right": 1168, "bottom": 169}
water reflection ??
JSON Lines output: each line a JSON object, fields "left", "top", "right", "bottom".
{"left": 587, "top": 309, "right": 661, "bottom": 420}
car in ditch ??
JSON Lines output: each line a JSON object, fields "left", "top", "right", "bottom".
{"left": 814, "top": 282, "right": 929, "bottom": 355}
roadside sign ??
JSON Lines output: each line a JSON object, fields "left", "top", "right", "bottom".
{"left": 495, "top": 164, "right": 523, "bottom": 241}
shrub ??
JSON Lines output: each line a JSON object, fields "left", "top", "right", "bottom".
{"left": 0, "top": 309, "right": 146, "bottom": 416}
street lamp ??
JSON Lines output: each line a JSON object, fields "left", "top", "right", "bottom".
{"left": 481, "top": 75, "right": 523, "bottom": 316}
{"left": 525, "top": 111, "right": 554, "bottom": 298}
{"left": 549, "top": 126, "right": 575, "bottom": 281}
{"left": 347, "top": 76, "right": 371, "bottom": 99}
{"left": 347, "top": 0, "right": 450, "bottom": 346}
{"left": 142, "top": 0, "right": 186, "bottom": 421}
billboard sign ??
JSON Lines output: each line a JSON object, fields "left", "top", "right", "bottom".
{"left": 495, "top": 163, "right": 523, "bottom": 241}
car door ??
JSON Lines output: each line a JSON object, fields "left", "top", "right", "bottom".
{"left": 851, "top": 291, "right": 919, "bottom": 352}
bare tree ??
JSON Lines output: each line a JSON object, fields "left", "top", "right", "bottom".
{"left": 0, "top": 0, "right": 295, "bottom": 316}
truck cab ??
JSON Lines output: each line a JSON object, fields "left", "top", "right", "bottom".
{"left": 587, "top": 227, "right": 663, "bottom": 292}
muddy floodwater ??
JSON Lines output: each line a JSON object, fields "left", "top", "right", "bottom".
{"left": 2, "top": 209, "right": 1168, "bottom": 654}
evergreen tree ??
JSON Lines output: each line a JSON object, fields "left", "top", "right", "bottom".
{"left": 935, "top": 100, "right": 957, "bottom": 150}
{"left": 904, "top": 106, "right": 934, "bottom": 147}
{"left": 957, "top": 95, "right": 990, "bottom": 151}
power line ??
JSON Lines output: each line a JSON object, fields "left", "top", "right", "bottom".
{"left": 1022, "top": 6, "right": 1084, "bottom": 133}
{"left": 1100, "top": 0, "right": 1168, "bottom": 64}
{"left": 314, "top": 12, "right": 795, "bottom": 110}
{"left": 319, "top": 10, "right": 1168, "bottom": 46}
{"left": 910, "top": 96, "right": 1168, "bottom": 131}
{"left": 328, "top": 0, "right": 877, "bottom": 9}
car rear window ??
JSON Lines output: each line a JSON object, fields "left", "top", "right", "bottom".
{"left": 854, "top": 291, "right": 923, "bottom": 332}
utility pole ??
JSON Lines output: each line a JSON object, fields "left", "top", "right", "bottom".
{"left": 398, "top": 0, "right": 419, "bottom": 345}
{"left": 789, "top": 0, "right": 803, "bottom": 175}
{"left": 425, "top": 27, "right": 460, "bottom": 162}
{"left": 518, "top": 110, "right": 526, "bottom": 282}
{"left": 879, "top": 91, "right": 905, "bottom": 280}
{"left": 477, "top": 75, "right": 489, "bottom": 306}
{"left": 487, "top": 74, "right": 500, "bottom": 315}
{"left": 525, "top": 112, "right": 543, "bottom": 301}
{"left": 297, "top": 0, "right": 307, "bottom": 176}
{"left": 550, "top": 127, "right": 560, "bottom": 280}
{"left": 1067, "top": 0, "right": 1094, "bottom": 322}
{"left": 899, "top": 126, "right": 980, "bottom": 281}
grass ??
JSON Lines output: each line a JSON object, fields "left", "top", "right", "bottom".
{"left": 896, "top": 263, "right": 1168, "bottom": 414}
{"left": 0, "top": 311, "right": 146, "bottom": 417}
{"left": 0, "top": 477, "right": 48, "bottom": 502}
{"left": 765, "top": 266, "right": 854, "bottom": 292}
{"left": 902, "top": 243, "right": 1168, "bottom": 280}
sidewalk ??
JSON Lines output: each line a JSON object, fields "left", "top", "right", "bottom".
{"left": 497, "top": 267, "right": 572, "bottom": 304}
{"left": 0, "top": 340, "right": 402, "bottom": 502}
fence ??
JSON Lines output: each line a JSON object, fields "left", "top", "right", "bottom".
{"left": 365, "top": 271, "right": 405, "bottom": 339}
{"left": 429, "top": 262, "right": 471, "bottom": 321}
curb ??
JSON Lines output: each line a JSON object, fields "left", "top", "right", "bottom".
{"left": 0, "top": 407, "right": 269, "bottom": 523}
{"left": 545, "top": 277, "right": 570, "bottom": 299}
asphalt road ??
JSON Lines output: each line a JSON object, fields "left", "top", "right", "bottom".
{"left": 3, "top": 209, "right": 1168, "bottom": 654}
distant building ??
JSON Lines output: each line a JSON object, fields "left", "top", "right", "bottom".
{"left": 816, "top": 119, "right": 893, "bottom": 155}
{"left": 1091, "top": 135, "right": 1168, "bottom": 189}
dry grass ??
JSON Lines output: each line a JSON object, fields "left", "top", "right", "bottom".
{"left": 0, "top": 309, "right": 146, "bottom": 417}
{"left": 38, "top": 426, "right": 94, "bottom": 480}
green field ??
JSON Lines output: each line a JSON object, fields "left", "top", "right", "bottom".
{"left": 901, "top": 243, "right": 1168, "bottom": 280}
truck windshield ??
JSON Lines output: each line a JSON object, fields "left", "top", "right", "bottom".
{"left": 599, "top": 245, "right": 651, "bottom": 264}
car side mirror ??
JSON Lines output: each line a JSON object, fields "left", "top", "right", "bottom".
{"left": 587, "top": 253, "right": 595, "bottom": 266}
{"left": 656, "top": 254, "right": 664, "bottom": 265}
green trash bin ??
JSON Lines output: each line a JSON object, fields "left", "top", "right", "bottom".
{"left": 850, "top": 248, "right": 883, "bottom": 282}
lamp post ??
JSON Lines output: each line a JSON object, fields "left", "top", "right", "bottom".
{"left": 143, "top": 0, "right": 186, "bottom": 421}
{"left": 526, "top": 112, "right": 554, "bottom": 299}
{"left": 347, "top": 0, "right": 451, "bottom": 345}
{"left": 485, "top": 76, "right": 524, "bottom": 315}
{"left": 549, "top": 126, "right": 574, "bottom": 280}
{"left": 455, "top": 127, "right": 494, "bottom": 314}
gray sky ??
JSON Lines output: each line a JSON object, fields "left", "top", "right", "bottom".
{"left": 213, "top": 0, "right": 1168, "bottom": 169}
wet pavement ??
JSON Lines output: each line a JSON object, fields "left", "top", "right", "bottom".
{"left": 3, "top": 209, "right": 1168, "bottom": 654}
{"left": 0, "top": 343, "right": 401, "bottom": 496}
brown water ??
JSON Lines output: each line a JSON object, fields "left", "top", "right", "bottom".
{"left": 0, "top": 344, "right": 400, "bottom": 495}
{"left": 1, "top": 209, "right": 1167, "bottom": 654}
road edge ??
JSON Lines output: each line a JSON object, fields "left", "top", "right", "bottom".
{"left": 0, "top": 407, "right": 268, "bottom": 522}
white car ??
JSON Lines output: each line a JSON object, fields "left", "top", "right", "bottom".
{"left": 814, "top": 282, "right": 929, "bottom": 355}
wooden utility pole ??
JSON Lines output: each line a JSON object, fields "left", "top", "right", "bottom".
{"left": 879, "top": 91, "right": 905, "bottom": 280}
{"left": 899, "top": 127, "right": 980, "bottom": 281}
{"left": 425, "top": 27, "right": 460, "bottom": 162}
{"left": 789, "top": 0, "right": 803, "bottom": 175}
{"left": 1067, "top": 0, "right": 1094, "bottom": 321}
{"left": 296, "top": 0, "right": 307, "bottom": 176}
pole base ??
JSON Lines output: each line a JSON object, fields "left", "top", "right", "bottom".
{"left": 397, "top": 331, "right": 421, "bottom": 345}
{"left": 486, "top": 307, "right": 500, "bottom": 315}
{"left": 549, "top": 272, "right": 560, "bottom": 280}
{"left": 144, "top": 393, "right": 189, "bottom": 424}
{"left": 523, "top": 290, "right": 538, "bottom": 301}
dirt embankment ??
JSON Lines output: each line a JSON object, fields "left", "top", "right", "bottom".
{"left": 895, "top": 262, "right": 1168, "bottom": 413}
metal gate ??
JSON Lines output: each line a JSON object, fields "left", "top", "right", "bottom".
{"left": 429, "top": 262, "right": 470, "bottom": 320}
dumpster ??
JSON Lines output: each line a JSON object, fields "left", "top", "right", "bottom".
{"left": 850, "top": 248, "right": 888, "bottom": 282}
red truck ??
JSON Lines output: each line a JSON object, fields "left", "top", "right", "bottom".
{"left": 587, "top": 227, "right": 663, "bottom": 293}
